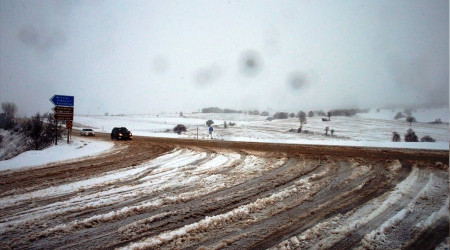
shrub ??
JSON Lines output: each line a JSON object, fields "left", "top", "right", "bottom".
{"left": 420, "top": 135, "right": 435, "bottom": 142}
{"left": 260, "top": 111, "right": 269, "bottom": 116}
{"left": 406, "top": 116, "right": 416, "bottom": 126}
{"left": 229, "top": 122, "right": 236, "bottom": 126}
{"left": 0, "top": 114, "right": 15, "bottom": 130}
{"left": 404, "top": 129, "right": 418, "bottom": 142}
{"left": 289, "top": 113, "right": 295, "bottom": 118}
{"left": 308, "top": 111, "right": 314, "bottom": 117}
{"left": 224, "top": 121, "right": 227, "bottom": 128}
{"left": 317, "top": 110, "right": 326, "bottom": 116}
{"left": 392, "top": 132, "right": 400, "bottom": 142}
{"left": 266, "top": 117, "right": 274, "bottom": 121}
{"left": 330, "top": 129, "right": 335, "bottom": 136}
{"left": 248, "top": 110, "right": 260, "bottom": 115}
{"left": 173, "top": 124, "right": 187, "bottom": 134}
{"left": 325, "top": 126, "right": 329, "bottom": 135}
{"left": 272, "top": 112, "right": 288, "bottom": 119}
{"left": 206, "top": 120, "right": 214, "bottom": 127}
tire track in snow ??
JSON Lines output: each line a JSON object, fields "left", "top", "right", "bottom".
{"left": 216, "top": 160, "right": 399, "bottom": 249}
{"left": 0, "top": 140, "right": 447, "bottom": 250}
{"left": 329, "top": 164, "right": 431, "bottom": 249}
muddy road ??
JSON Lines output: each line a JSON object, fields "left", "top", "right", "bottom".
{"left": 0, "top": 134, "right": 448, "bottom": 249}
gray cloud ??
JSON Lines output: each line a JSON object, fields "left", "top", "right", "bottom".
{"left": 18, "top": 25, "right": 66, "bottom": 51}
{"left": 0, "top": 0, "right": 448, "bottom": 116}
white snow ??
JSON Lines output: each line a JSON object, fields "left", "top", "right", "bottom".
{"left": 0, "top": 138, "right": 114, "bottom": 172}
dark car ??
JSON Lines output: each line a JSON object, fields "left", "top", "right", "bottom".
{"left": 111, "top": 127, "right": 133, "bottom": 140}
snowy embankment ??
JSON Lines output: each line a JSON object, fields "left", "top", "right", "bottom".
{"left": 0, "top": 129, "right": 28, "bottom": 160}
{"left": 0, "top": 138, "right": 114, "bottom": 172}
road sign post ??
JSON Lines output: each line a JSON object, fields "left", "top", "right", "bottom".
{"left": 50, "top": 95, "right": 74, "bottom": 106}
{"left": 50, "top": 95, "right": 74, "bottom": 144}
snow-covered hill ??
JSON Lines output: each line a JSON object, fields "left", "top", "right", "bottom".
{"left": 74, "top": 108, "right": 449, "bottom": 150}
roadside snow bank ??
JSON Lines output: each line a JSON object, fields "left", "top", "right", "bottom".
{"left": 0, "top": 138, "right": 114, "bottom": 171}
{"left": 222, "top": 137, "right": 449, "bottom": 150}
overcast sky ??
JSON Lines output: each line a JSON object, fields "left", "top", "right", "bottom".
{"left": 1, "top": 0, "right": 448, "bottom": 116}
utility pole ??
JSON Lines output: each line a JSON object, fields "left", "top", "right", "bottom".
{"left": 196, "top": 126, "right": 198, "bottom": 139}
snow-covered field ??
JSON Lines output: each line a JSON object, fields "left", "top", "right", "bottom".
{"left": 0, "top": 138, "right": 114, "bottom": 172}
{"left": 74, "top": 108, "right": 449, "bottom": 150}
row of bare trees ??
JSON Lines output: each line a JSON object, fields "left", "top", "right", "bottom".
{"left": 392, "top": 129, "right": 435, "bottom": 142}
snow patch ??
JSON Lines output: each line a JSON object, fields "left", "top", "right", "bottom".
{"left": 0, "top": 138, "right": 114, "bottom": 171}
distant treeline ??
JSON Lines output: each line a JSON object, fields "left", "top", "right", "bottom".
{"left": 328, "top": 108, "right": 369, "bottom": 117}
{"left": 201, "top": 107, "right": 269, "bottom": 116}
{"left": 201, "top": 107, "right": 369, "bottom": 118}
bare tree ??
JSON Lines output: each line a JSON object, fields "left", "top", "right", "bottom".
{"left": 325, "top": 126, "right": 329, "bottom": 136}
{"left": 330, "top": 129, "right": 335, "bottom": 136}
{"left": 404, "top": 128, "right": 418, "bottom": 142}
{"left": 0, "top": 102, "right": 17, "bottom": 130}
{"left": 1, "top": 102, "right": 17, "bottom": 118}
{"left": 308, "top": 111, "right": 314, "bottom": 117}
{"left": 298, "top": 111, "right": 307, "bottom": 132}
{"left": 224, "top": 121, "right": 227, "bottom": 128}
{"left": 406, "top": 116, "right": 416, "bottom": 126}
{"left": 392, "top": 132, "right": 400, "bottom": 142}
{"left": 327, "top": 111, "right": 331, "bottom": 120}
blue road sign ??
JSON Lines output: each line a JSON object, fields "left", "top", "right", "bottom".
{"left": 209, "top": 127, "right": 213, "bottom": 132}
{"left": 50, "top": 95, "right": 74, "bottom": 106}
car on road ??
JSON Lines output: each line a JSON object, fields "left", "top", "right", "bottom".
{"left": 80, "top": 128, "right": 95, "bottom": 136}
{"left": 111, "top": 127, "right": 133, "bottom": 140}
